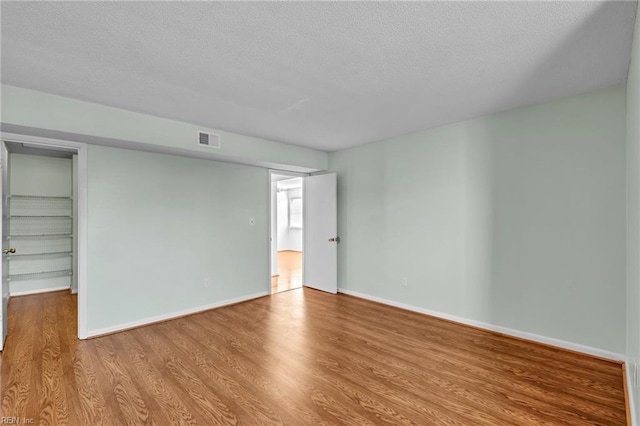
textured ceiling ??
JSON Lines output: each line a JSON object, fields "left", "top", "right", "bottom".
{"left": 1, "top": 1, "right": 637, "bottom": 152}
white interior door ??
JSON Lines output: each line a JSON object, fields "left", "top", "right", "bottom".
{"left": 0, "top": 142, "right": 9, "bottom": 350}
{"left": 304, "top": 173, "right": 338, "bottom": 294}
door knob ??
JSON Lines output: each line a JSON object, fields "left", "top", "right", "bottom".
{"left": 3, "top": 247, "right": 15, "bottom": 254}
{"left": 328, "top": 237, "right": 341, "bottom": 243}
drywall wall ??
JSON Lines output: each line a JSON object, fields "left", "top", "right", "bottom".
{"left": 627, "top": 3, "right": 640, "bottom": 422}
{"left": 10, "top": 154, "right": 71, "bottom": 197}
{"left": 1, "top": 85, "right": 328, "bottom": 173}
{"left": 288, "top": 188, "right": 303, "bottom": 252}
{"left": 286, "top": 188, "right": 303, "bottom": 252}
{"left": 330, "top": 84, "right": 627, "bottom": 354}
{"left": 9, "top": 154, "right": 73, "bottom": 295}
{"left": 86, "top": 144, "right": 268, "bottom": 333}
{"left": 276, "top": 191, "right": 289, "bottom": 251}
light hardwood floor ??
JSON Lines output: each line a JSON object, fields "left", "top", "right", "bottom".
{"left": 271, "top": 250, "right": 302, "bottom": 294}
{"left": 0, "top": 289, "right": 627, "bottom": 425}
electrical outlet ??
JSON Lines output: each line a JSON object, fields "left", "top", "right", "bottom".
{"left": 401, "top": 277, "right": 408, "bottom": 287}
{"left": 204, "top": 279, "right": 211, "bottom": 288}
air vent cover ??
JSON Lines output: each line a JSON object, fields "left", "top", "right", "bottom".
{"left": 198, "top": 131, "right": 221, "bottom": 149}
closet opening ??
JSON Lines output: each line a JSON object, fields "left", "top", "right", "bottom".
{"left": 0, "top": 140, "right": 80, "bottom": 350}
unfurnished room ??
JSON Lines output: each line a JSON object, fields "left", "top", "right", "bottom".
{"left": 0, "top": 1, "right": 639, "bottom": 425}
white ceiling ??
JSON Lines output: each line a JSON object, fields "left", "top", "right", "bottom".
{"left": 1, "top": 1, "right": 636, "bottom": 152}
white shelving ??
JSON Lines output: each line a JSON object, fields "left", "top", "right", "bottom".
{"left": 8, "top": 195, "right": 73, "bottom": 286}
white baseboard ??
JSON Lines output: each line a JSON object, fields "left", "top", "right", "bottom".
{"left": 627, "top": 361, "right": 638, "bottom": 426}
{"left": 70, "top": 288, "right": 78, "bottom": 294}
{"left": 10, "top": 286, "right": 71, "bottom": 297}
{"left": 337, "top": 288, "right": 624, "bottom": 362}
{"left": 87, "top": 291, "right": 269, "bottom": 338}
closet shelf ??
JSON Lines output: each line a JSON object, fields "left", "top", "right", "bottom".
{"left": 8, "top": 269, "right": 73, "bottom": 282}
{"left": 8, "top": 234, "right": 72, "bottom": 239}
{"left": 9, "top": 215, "right": 72, "bottom": 219}
{"left": 9, "top": 252, "right": 72, "bottom": 259}
{"left": 9, "top": 195, "right": 72, "bottom": 200}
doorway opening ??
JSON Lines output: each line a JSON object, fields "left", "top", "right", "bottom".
{"left": 268, "top": 171, "right": 339, "bottom": 296}
{"left": 270, "top": 173, "right": 304, "bottom": 294}
{"left": 5, "top": 143, "right": 78, "bottom": 294}
{"left": 0, "top": 134, "right": 88, "bottom": 351}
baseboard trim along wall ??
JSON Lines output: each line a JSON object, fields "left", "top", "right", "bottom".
{"left": 10, "top": 286, "right": 71, "bottom": 297}
{"left": 87, "top": 291, "right": 270, "bottom": 338}
{"left": 625, "top": 362, "right": 637, "bottom": 426}
{"left": 337, "top": 288, "right": 625, "bottom": 362}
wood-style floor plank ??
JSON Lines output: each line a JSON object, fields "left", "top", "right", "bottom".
{"left": 271, "top": 250, "right": 303, "bottom": 294}
{"left": 0, "top": 288, "right": 627, "bottom": 425}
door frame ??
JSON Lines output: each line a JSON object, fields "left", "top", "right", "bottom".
{"left": 0, "top": 132, "right": 89, "bottom": 339}
{"left": 268, "top": 169, "right": 308, "bottom": 294}
{"left": 1, "top": 140, "right": 8, "bottom": 349}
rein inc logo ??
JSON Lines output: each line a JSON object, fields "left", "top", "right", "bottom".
{"left": 1, "top": 418, "right": 35, "bottom": 424}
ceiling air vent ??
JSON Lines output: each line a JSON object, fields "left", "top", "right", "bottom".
{"left": 198, "top": 131, "right": 221, "bottom": 149}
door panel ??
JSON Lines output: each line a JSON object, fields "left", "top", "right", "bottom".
{"left": 303, "top": 173, "right": 337, "bottom": 294}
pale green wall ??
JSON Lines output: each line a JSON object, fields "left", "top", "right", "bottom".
{"left": 10, "top": 154, "right": 71, "bottom": 197}
{"left": 0, "top": 82, "right": 325, "bottom": 333}
{"left": 627, "top": 2, "right": 640, "bottom": 421}
{"left": 86, "top": 144, "right": 268, "bottom": 332}
{"left": 9, "top": 154, "right": 73, "bottom": 294}
{"left": 1, "top": 85, "right": 328, "bottom": 172}
{"left": 330, "top": 85, "right": 627, "bottom": 354}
